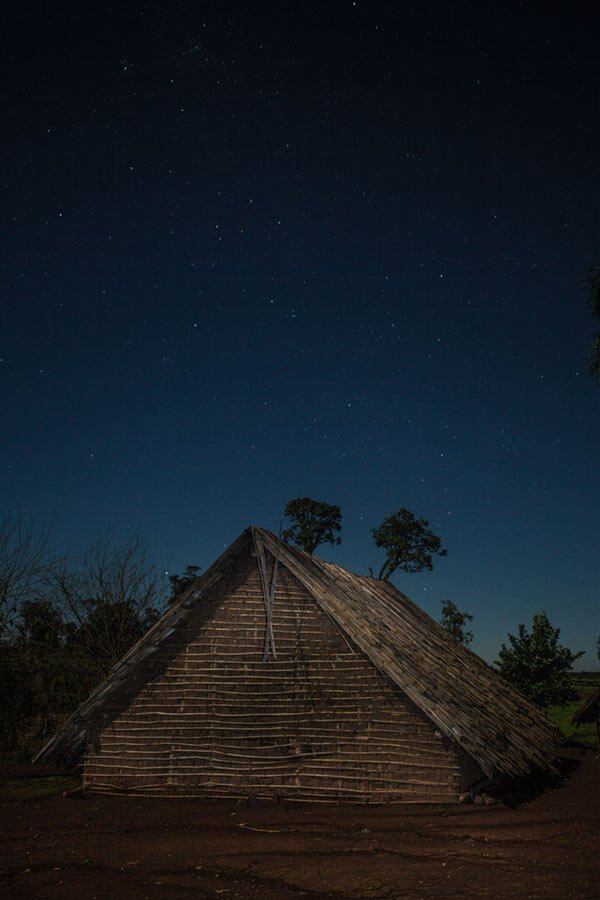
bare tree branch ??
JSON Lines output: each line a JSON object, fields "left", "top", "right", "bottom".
{"left": 48, "top": 535, "right": 166, "bottom": 675}
{"left": 0, "top": 511, "right": 54, "bottom": 635}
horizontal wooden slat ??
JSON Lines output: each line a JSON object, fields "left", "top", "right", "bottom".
{"left": 81, "top": 548, "right": 463, "bottom": 802}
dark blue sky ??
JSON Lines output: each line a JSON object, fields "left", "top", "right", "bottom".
{"left": 3, "top": 2, "right": 599, "bottom": 666}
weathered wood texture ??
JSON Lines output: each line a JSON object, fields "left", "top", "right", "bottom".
{"left": 36, "top": 526, "right": 558, "bottom": 791}
{"left": 83, "top": 554, "right": 467, "bottom": 802}
{"left": 258, "top": 531, "right": 559, "bottom": 778}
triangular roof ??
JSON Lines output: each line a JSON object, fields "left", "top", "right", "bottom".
{"left": 572, "top": 686, "right": 600, "bottom": 725}
{"left": 36, "top": 526, "right": 558, "bottom": 778}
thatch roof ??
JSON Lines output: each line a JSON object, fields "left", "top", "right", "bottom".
{"left": 35, "top": 526, "right": 558, "bottom": 778}
{"left": 572, "top": 686, "right": 600, "bottom": 725}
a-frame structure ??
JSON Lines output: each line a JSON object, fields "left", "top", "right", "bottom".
{"left": 36, "top": 527, "right": 558, "bottom": 802}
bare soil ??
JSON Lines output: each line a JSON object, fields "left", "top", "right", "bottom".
{"left": 1, "top": 750, "right": 598, "bottom": 899}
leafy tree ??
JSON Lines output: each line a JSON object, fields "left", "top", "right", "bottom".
{"left": 495, "top": 612, "right": 584, "bottom": 709}
{"left": 0, "top": 597, "right": 98, "bottom": 760}
{"left": 440, "top": 598, "right": 473, "bottom": 646}
{"left": 17, "top": 598, "right": 64, "bottom": 649}
{"left": 15, "top": 639, "right": 96, "bottom": 746}
{"left": 0, "top": 642, "right": 33, "bottom": 761}
{"left": 168, "top": 565, "right": 201, "bottom": 605}
{"left": 282, "top": 498, "right": 342, "bottom": 555}
{"left": 588, "top": 264, "right": 600, "bottom": 381}
{"left": 371, "top": 508, "right": 447, "bottom": 581}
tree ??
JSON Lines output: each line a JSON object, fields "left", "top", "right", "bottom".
{"left": 0, "top": 512, "right": 53, "bottom": 637}
{"left": 17, "top": 598, "right": 64, "bottom": 649}
{"left": 0, "top": 643, "right": 32, "bottom": 761}
{"left": 371, "top": 508, "right": 447, "bottom": 581}
{"left": 0, "top": 595, "right": 100, "bottom": 759}
{"left": 588, "top": 264, "right": 600, "bottom": 381}
{"left": 495, "top": 612, "right": 584, "bottom": 710}
{"left": 282, "top": 498, "right": 342, "bottom": 555}
{"left": 0, "top": 529, "right": 166, "bottom": 760}
{"left": 14, "top": 598, "right": 96, "bottom": 744}
{"left": 168, "top": 565, "right": 201, "bottom": 604}
{"left": 440, "top": 598, "right": 473, "bottom": 646}
{"left": 48, "top": 535, "right": 165, "bottom": 676}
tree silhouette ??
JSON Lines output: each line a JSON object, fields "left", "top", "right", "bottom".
{"left": 440, "top": 599, "right": 473, "bottom": 646}
{"left": 49, "top": 535, "right": 164, "bottom": 675}
{"left": 371, "top": 508, "right": 446, "bottom": 581}
{"left": 168, "top": 565, "right": 201, "bottom": 605}
{"left": 282, "top": 498, "right": 342, "bottom": 555}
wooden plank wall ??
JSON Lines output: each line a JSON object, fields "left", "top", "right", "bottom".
{"left": 83, "top": 554, "right": 464, "bottom": 802}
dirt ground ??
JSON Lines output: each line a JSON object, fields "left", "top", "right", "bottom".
{"left": 1, "top": 750, "right": 598, "bottom": 900}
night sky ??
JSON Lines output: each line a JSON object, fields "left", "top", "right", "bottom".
{"left": 3, "top": 3, "right": 599, "bottom": 666}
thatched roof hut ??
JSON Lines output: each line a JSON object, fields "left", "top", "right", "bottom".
{"left": 35, "top": 526, "right": 558, "bottom": 802}
{"left": 572, "top": 686, "right": 600, "bottom": 747}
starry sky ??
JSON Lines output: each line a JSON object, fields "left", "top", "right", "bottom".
{"left": 3, "top": 2, "right": 599, "bottom": 666}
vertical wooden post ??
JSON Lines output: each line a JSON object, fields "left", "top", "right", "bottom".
{"left": 252, "top": 529, "right": 278, "bottom": 660}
